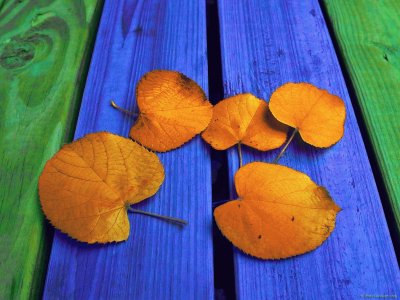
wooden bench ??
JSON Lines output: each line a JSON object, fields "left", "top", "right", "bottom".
{"left": 0, "top": 0, "right": 399, "bottom": 299}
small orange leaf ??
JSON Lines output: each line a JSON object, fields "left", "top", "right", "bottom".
{"left": 130, "top": 70, "right": 213, "bottom": 152}
{"left": 269, "top": 83, "right": 346, "bottom": 147}
{"left": 38, "top": 132, "right": 164, "bottom": 243}
{"left": 214, "top": 162, "right": 341, "bottom": 259}
{"left": 201, "top": 93, "right": 288, "bottom": 150}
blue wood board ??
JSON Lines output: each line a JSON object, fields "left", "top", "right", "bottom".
{"left": 43, "top": 0, "right": 214, "bottom": 299}
{"left": 218, "top": 0, "right": 400, "bottom": 299}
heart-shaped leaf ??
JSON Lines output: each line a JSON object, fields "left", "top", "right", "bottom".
{"left": 129, "top": 70, "right": 213, "bottom": 152}
{"left": 202, "top": 93, "right": 288, "bottom": 150}
{"left": 269, "top": 83, "right": 346, "bottom": 147}
{"left": 214, "top": 162, "right": 341, "bottom": 259}
{"left": 38, "top": 132, "right": 164, "bottom": 243}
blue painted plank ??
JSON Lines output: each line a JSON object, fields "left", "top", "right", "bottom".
{"left": 43, "top": 0, "right": 214, "bottom": 299}
{"left": 218, "top": 0, "right": 400, "bottom": 299}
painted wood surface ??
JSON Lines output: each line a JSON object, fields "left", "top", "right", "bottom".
{"left": 43, "top": 0, "right": 214, "bottom": 299}
{"left": 0, "top": 1, "right": 103, "bottom": 298}
{"left": 218, "top": 0, "right": 400, "bottom": 299}
{"left": 322, "top": 0, "right": 400, "bottom": 231}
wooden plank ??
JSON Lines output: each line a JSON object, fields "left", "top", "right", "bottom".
{"left": 0, "top": 1, "right": 103, "bottom": 298}
{"left": 218, "top": 0, "right": 400, "bottom": 298}
{"left": 43, "top": 0, "right": 214, "bottom": 299}
{"left": 322, "top": 0, "right": 400, "bottom": 231}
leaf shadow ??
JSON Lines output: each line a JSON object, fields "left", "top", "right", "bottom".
{"left": 242, "top": 131, "right": 329, "bottom": 166}
{"left": 55, "top": 230, "right": 114, "bottom": 250}
{"left": 289, "top": 133, "right": 330, "bottom": 160}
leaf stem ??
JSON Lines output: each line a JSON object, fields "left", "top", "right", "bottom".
{"left": 128, "top": 207, "right": 187, "bottom": 226}
{"left": 110, "top": 100, "right": 138, "bottom": 117}
{"left": 273, "top": 128, "right": 298, "bottom": 164}
{"left": 238, "top": 142, "right": 243, "bottom": 168}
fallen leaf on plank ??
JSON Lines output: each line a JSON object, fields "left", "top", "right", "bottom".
{"left": 214, "top": 162, "right": 341, "bottom": 259}
{"left": 129, "top": 70, "right": 213, "bottom": 152}
{"left": 38, "top": 132, "right": 164, "bottom": 243}
{"left": 269, "top": 83, "right": 346, "bottom": 147}
{"left": 202, "top": 93, "right": 288, "bottom": 151}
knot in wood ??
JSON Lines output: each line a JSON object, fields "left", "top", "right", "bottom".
{"left": 0, "top": 39, "right": 35, "bottom": 69}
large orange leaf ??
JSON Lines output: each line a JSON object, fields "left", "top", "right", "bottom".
{"left": 201, "top": 93, "right": 288, "bottom": 150}
{"left": 214, "top": 162, "right": 341, "bottom": 259}
{"left": 38, "top": 132, "right": 164, "bottom": 243}
{"left": 269, "top": 83, "right": 346, "bottom": 147}
{"left": 129, "top": 70, "right": 213, "bottom": 152}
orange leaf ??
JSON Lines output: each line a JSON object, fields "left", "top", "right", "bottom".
{"left": 214, "top": 162, "right": 341, "bottom": 259}
{"left": 130, "top": 70, "right": 213, "bottom": 152}
{"left": 201, "top": 93, "right": 288, "bottom": 150}
{"left": 38, "top": 132, "right": 164, "bottom": 243}
{"left": 269, "top": 83, "right": 346, "bottom": 147}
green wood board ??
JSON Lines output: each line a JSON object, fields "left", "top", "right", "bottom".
{"left": 322, "top": 0, "right": 400, "bottom": 230}
{"left": 0, "top": 1, "right": 103, "bottom": 298}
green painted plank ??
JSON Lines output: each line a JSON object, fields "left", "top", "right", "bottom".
{"left": 0, "top": 1, "right": 103, "bottom": 298}
{"left": 322, "top": 0, "right": 400, "bottom": 229}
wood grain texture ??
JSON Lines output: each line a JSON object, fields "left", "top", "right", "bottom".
{"left": 0, "top": 1, "right": 103, "bottom": 298}
{"left": 43, "top": 0, "right": 214, "bottom": 299}
{"left": 218, "top": 0, "right": 400, "bottom": 298}
{"left": 322, "top": 0, "right": 400, "bottom": 231}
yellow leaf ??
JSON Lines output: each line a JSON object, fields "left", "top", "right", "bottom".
{"left": 269, "top": 83, "right": 346, "bottom": 147}
{"left": 214, "top": 162, "right": 341, "bottom": 259}
{"left": 201, "top": 93, "right": 288, "bottom": 150}
{"left": 130, "top": 70, "right": 213, "bottom": 152}
{"left": 38, "top": 132, "right": 164, "bottom": 243}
